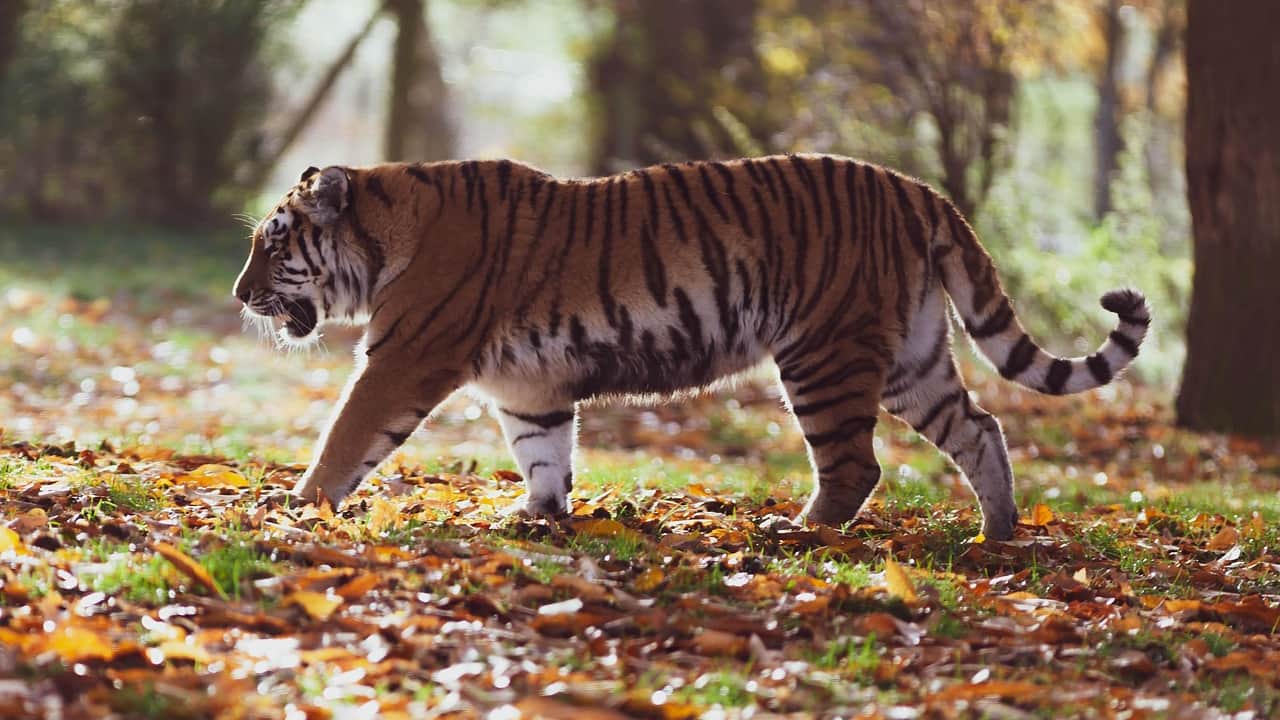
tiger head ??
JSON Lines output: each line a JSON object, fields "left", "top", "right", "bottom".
{"left": 234, "top": 166, "right": 374, "bottom": 344}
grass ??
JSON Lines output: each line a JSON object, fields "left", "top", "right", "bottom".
{"left": 0, "top": 223, "right": 247, "bottom": 308}
{"left": 812, "top": 634, "right": 882, "bottom": 684}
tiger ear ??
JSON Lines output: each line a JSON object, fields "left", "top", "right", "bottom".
{"left": 297, "top": 166, "right": 349, "bottom": 225}
{"left": 300, "top": 166, "right": 320, "bottom": 182}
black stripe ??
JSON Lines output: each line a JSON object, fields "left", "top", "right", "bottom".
{"left": 711, "top": 162, "right": 755, "bottom": 236}
{"left": 383, "top": 430, "right": 410, "bottom": 445}
{"left": 966, "top": 298, "right": 1014, "bottom": 339}
{"left": 999, "top": 334, "right": 1037, "bottom": 379}
{"left": 887, "top": 172, "right": 928, "bottom": 259}
{"left": 805, "top": 415, "right": 877, "bottom": 448}
{"left": 526, "top": 461, "right": 550, "bottom": 475}
{"left": 640, "top": 223, "right": 669, "bottom": 307}
{"left": 912, "top": 327, "right": 950, "bottom": 380}
{"left": 365, "top": 176, "right": 393, "bottom": 207}
{"left": 698, "top": 164, "right": 731, "bottom": 224}
{"left": 496, "top": 159, "right": 512, "bottom": 199}
{"left": 1044, "top": 358, "right": 1073, "bottom": 395}
{"left": 366, "top": 314, "right": 405, "bottom": 354}
{"left": 817, "top": 453, "right": 877, "bottom": 477}
{"left": 640, "top": 169, "right": 660, "bottom": 231}
{"left": 914, "top": 390, "right": 963, "bottom": 433}
{"left": 934, "top": 414, "right": 955, "bottom": 448}
{"left": 796, "top": 359, "right": 880, "bottom": 397}
{"left": 792, "top": 389, "right": 865, "bottom": 417}
{"left": 502, "top": 408, "right": 574, "bottom": 429}
{"left": 1118, "top": 313, "right": 1151, "bottom": 327}
{"left": 821, "top": 156, "right": 841, "bottom": 245}
{"left": 1086, "top": 353, "right": 1112, "bottom": 385}
{"left": 660, "top": 184, "right": 691, "bottom": 245}
{"left": 1109, "top": 330, "right": 1139, "bottom": 357}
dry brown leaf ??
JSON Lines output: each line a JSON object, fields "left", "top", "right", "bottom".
{"left": 333, "top": 572, "right": 380, "bottom": 600}
{"left": 1207, "top": 525, "right": 1239, "bottom": 551}
{"left": 152, "top": 541, "right": 225, "bottom": 599}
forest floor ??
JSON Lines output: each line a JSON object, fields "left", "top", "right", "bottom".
{"left": 1, "top": 226, "right": 1278, "bottom": 719}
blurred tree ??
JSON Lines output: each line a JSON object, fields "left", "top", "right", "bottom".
{"left": 588, "top": 0, "right": 781, "bottom": 173}
{"left": 1176, "top": 0, "right": 1280, "bottom": 435}
{"left": 245, "top": 5, "right": 386, "bottom": 190}
{"left": 0, "top": 0, "right": 298, "bottom": 226}
{"left": 0, "top": 0, "right": 24, "bottom": 80}
{"left": 752, "top": 0, "right": 1062, "bottom": 219}
{"left": 103, "top": 0, "right": 298, "bottom": 225}
{"left": 1092, "top": 0, "right": 1124, "bottom": 219}
{"left": 385, "top": 0, "right": 455, "bottom": 161}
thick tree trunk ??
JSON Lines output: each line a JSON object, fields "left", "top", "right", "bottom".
{"left": 0, "top": 0, "right": 24, "bottom": 81}
{"left": 384, "top": 0, "right": 454, "bottom": 162}
{"left": 589, "top": 0, "right": 766, "bottom": 173}
{"left": 1093, "top": 0, "right": 1124, "bottom": 219}
{"left": 1175, "top": 0, "right": 1280, "bottom": 436}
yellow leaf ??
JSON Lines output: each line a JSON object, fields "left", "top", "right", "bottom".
{"left": 0, "top": 527, "right": 26, "bottom": 555}
{"left": 1030, "top": 503, "right": 1054, "bottom": 526}
{"left": 177, "top": 464, "right": 248, "bottom": 488}
{"left": 632, "top": 568, "right": 664, "bottom": 593}
{"left": 286, "top": 590, "right": 343, "bottom": 621}
{"left": 1207, "top": 526, "right": 1239, "bottom": 551}
{"left": 43, "top": 626, "right": 114, "bottom": 662}
{"left": 334, "top": 573, "right": 380, "bottom": 600}
{"left": 152, "top": 542, "right": 225, "bottom": 599}
{"left": 573, "top": 518, "right": 645, "bottom": 544}
{"left": 971, "top": 532, "right": 986, "bottom": 545}
{"left": 883, "top": 556, "right": 918, "bottom": 603}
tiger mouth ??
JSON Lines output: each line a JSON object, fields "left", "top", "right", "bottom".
{"left": 280, "top": 297, "right": 318, "bottom": 338}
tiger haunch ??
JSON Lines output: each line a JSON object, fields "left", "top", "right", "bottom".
{"left": 234, "top": 154, "right": 1150, "bottom": 541}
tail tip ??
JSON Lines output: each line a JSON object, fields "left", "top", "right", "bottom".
{"left": 1100, "top": 288, "right": 1150, "bottom": 325}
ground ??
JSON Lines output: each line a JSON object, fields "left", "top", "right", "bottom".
{"left": 0, "top": 226, "right": 1278, "bottom": 719}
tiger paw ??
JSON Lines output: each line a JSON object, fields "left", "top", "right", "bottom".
{"left": 502, "top": 494, "right": 570, "bottom": 519}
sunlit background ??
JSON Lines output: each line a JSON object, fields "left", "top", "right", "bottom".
{"left": 0, "top": 0, "right": 1189, "bottom": 471}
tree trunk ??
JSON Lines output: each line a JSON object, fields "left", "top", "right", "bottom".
{"left": 1093, "top": 0, "right": 1124, "bottom": 220}
{"left": 0, "top": 0, "right": 24, "bottom": 81}
{"left": 384, "top": 0, "right": 454, "bottom": 162}
{"left": 1175, "top": 0, "right": 1280, "bottom": 436}
{"left": 589, "top": 0, "right": 767, "bottom": 174}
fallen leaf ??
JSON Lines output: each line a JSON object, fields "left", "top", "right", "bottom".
{"left": 883, "top": 556, "right": 918, "bottom": 603}
{"left": 0, "top": 527, "right": 26, "bottom": 555}
{"left": 176, "top": 464, "right": 248, "bottom": 488}
{"left": 152, "top": 542, "right": 225, "bottom": 599}
{"left": 1207, "top": 526, "right": 1239, "bottom": 551}
{"left": 284, "top": 590, "right": 343, "bottom": 621}
{"left": 1030, "top": 503, "right": 1054, "bottom": 526}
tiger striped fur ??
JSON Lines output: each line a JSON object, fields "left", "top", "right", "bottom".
{"left": 234, "top": 156, "right": 1150, "bottom": 540}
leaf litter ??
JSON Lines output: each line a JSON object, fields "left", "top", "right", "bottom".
{"left": 0, "top": 286, "right": 1278, "bottom": 717}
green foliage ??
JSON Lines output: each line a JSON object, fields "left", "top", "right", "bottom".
{"left": 0, "top": 0, "right": 301, "bottom": 225}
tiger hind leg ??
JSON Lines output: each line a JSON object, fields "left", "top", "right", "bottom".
{"left": 495, "top": 404, "right": 577, "bottom": 516}
{"left": 883, "top": 314, "right": 1019, "bottom": 539}
{"left": 779, "top": 344, "right": 889, "bottom": 528}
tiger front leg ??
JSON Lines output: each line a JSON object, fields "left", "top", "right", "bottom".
{"left": 292, "top": 360, "right": 459, "bottom": 507}
{"left": 495, "top": 405, "right": 577, "bottom": 517}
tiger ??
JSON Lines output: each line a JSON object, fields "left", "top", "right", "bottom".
{"left": 233, "top": 155, "right": 1150, "bottom": 540}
